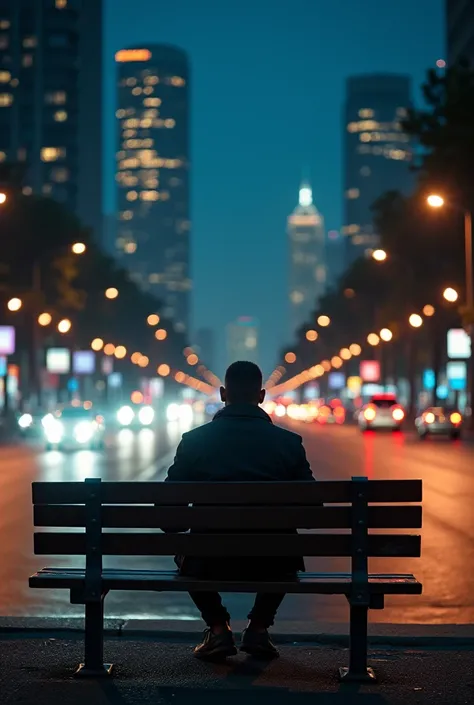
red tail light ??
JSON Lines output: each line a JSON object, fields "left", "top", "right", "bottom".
{"left": 450, "top": 412, "right": 462, "bottom": 425}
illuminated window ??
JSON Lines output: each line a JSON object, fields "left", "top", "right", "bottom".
{"left": 123, "top": 129, "right": 136, "bottom": 138}
{"left": 55, "top": 0, "right": 67, "bottom": 7}
{"left": 131, "top": 86, "right": 142, "bottom": 96}
{"left": 0, "top": 71, "right": 10, "bottom": 82}
{"left": 0, "top": 35, "right": 8, "bottom": 49}
{"left": 347, "top": 122, "right": 358, "bottom": 133}
{"left": 359, "top": 108, "right": 374, "bottom": 118}
{"left": 345, "top": 188, "right": 360, "bottom": 199}
{"left": 126, "top": 190, "right": 138, "bottom": 201}
{"left": 342, "top": 224, "right": 360, "bottom": 235}
{"left": 0, "top": 21, "right": 10, "bottom": 29}
{"left": 140, "top": 118, "right": 152, "bottom": 128}
{"left": 54, "top": 110, "right": 67, "bottom": 122}
{"left": 41, "top": 147, "right": 66, "bottom": 162}
{"left": 51, "top": 167, "right": 69, "bottom": 182}
{"left": 0, "top": 93, "right": 13, "bottom": 107}
{"left": 22, "top": 55, "right": 33, "bottom": 67}
{"left": 143, "top": 86, "right": 154, "bottom": 95}
{"left": 164, "top": 118, "right": 175, "bottom": 128}
{"left": 45, "top": 91, "right": 66, "bottom": 104}
{"left": 170, "top": 76, "right": 185, "bottom": 86}
{"left": 144, "top": 75, "right": 159, "bottom": 85}
{"left": 120, "top": 210, "right": 133, "bottom": 220}
{"left": 0, "top": 151, "right": 6, "bottom": 162}
{"left": 23, "top": 36, "right": 37, "bottom": 48}
{"left": 143, "top": 97, "right": 161, "bottom": 107}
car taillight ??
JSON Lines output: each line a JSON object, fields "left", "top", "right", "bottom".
{"left": 424, "top": 412, "right": 435, "bottom": 424}
{"left": 392, "top": 407, "right": 404, "bottom": 422}
{"left": 450, "top": 412, "right": 462, "bottom": 425}
{"left": 364, "top": 406, "right": 376, "bottom": 421}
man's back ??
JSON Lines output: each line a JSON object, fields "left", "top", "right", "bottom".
{"left": 166, "top": 403, "right": 313, "bottom": 484}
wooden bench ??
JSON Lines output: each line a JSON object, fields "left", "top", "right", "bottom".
{"left": 29, "top": 477, "right": 422, "bottom": 681}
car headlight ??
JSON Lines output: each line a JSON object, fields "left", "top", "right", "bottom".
{"left": 166, "top": 403, "right": 180, "bottom": 422}
{"left": 138, "top": 405, "right": 154, "bottom": 425}
{"left": 45, "top": 419, "right": 64, "bottom": 442}
{"left": 179, "top": 404, "right": 193, "bottom": 422}
{"left": 117, "top": 405, "right": 135, "bottom": 426}
{"left": 18, "top": 413, "right": 33, "bottom": 429}
{"left": 74, "top": 421, "right": 94, "bottom": 443}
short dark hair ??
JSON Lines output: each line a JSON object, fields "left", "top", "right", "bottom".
{"left": 224, "top": 361, "right": 263, "bottom": 403}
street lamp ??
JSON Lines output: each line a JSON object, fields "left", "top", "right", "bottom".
{"left": 38, "top": 312, "right": 52, "bottom": 326}
{"left": 147, "top": 314, "right": 160, "bottom": 326}
{"left": 105, "top": 287, "right": 119, "bottom": 300}
{"left": 372, "top": 249, "right": 388, "bottom": 262}
{"left": 71, "top": 242, "right": 86, "bottom": 255}
{"left": 317, "top": 315, "right": 330, "bottom": 327}
{"left": 367, "top": 333, "right": 380, "bottom": 346}
{"left": 443, "top": 287, "right": 459, "bottom": 303}
{"left": 57, "top": 318, "right": 72, "bottom": 334}
{"left": 380, "top": 328, "right": 393, "bottom": 342}
{"left": 427, "top": 194, "right": 444, "bottom": 208}
{"left": 409, "top": 313, "right": 423, "bottom": 328}
{"left": 7, "top": 297, "right": 22, "bottom": 312}
{"left": 423, "top": 304, "right": 435, "bottom": 317}
{"left": 91, "top": 337, "right": 104, "bottom": 351}
{"left": 0, "top": 193, "right": 6, "bottom": 204}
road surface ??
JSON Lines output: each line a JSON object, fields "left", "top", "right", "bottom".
{"left": 0, "top": 416, "right": 472, "bottom": 625}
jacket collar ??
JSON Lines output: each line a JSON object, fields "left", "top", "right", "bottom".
{"left": 213, "top": 403, "right": 273, "bottom": 423}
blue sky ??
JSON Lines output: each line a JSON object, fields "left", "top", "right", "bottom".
{"left": 104, "top": 0, "right": 444, "bottom": 376}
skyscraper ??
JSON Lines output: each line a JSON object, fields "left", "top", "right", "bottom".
{"left": 447, "top": 0, "right": 474, "bottom": 66}
{"left": 194, "top": 327, "right": 216, "bottom": 371}
{"left": 227, "top": 317, "right": 259, "bottom": 367}
{"left": 0, "top": 0, "right": 103, "bottom": 239}
{"left": 343, "top": 75, "right": 413, "bottom": 267}
{"left": 288, "top": 183, "right": 326, "bottom": 336}
{"left": 115, "top": 44, "right": 191, "bottom": 334}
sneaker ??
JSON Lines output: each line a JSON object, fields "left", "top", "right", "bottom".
{"left": 240, "top": 628, "right": 279, "bottom": 659}
{"left": 193, "top": 628, "right": 237, "bottom": 661}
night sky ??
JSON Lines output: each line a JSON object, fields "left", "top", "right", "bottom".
{"left": 104, "top": 0, "right": 444, "bottom": 376}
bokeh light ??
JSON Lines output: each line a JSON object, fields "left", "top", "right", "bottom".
{"left": 105, "top": 287, "right": 119, "bottom": 300}
{"left": 380, "top": 328, "right": 393, "bottom": 342}
{"left": 157, "top": 363, "right": 170, "bottom": 376}
{"left": 409, "top": 313, "right": 423, "bottom": 328}
{"left": 155, "top": 328, "right": 167, "bottom": 341}
{"left": 317, "top": 315, "right": 330, "bottom": 327}
{"left": 103, "top": 343, "right": 115, "bottom": 356}
{"left": 91, "top": 337, "right": 104, "bottom": 351}
{"left": 147, "top": 314, "right": 160, "bottom": 326}
{"left": 38, "top": 312, "right": 52, "bottom": 326}
{"left": 57, "top": 318, "right": 71, "bottom": 334}
{"left": 367, "top": 333, "right": 380, "bottom": 346}
{"left": 114, "top": 345, "right": 127, "bottom": 359}
{"left": 7, "top": 297, "right": 22, "bottom": 312}
{"left": 285, "top": 352, "right": 296, "bottom": 364}
{"left": 306, "top": 330, "right": 318, "bottom": 342}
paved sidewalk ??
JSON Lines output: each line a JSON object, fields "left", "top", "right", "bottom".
{"left": 0, "top": 631, "right": 472, "bottom": 705}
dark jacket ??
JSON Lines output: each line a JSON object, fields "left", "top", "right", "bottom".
{"left": 164, "top": 403, "right": 314, "bottom": 578}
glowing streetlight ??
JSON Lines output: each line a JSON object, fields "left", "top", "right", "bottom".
{"left": 38, "top": 312, "right": 52, "bottom": 326}
{"left": 409, "top": 313, "right": 423, "bottom": 328}
{"left": 147, "top": 314, "right": 160, "bottom": 326}
{"left": 306, "top": 329, "right": 318, "bottom": 342}
{"left": 175, "top": 371, "right": 185, "bottom": 383}
{"left": 71, "top": 242, "right": 86, "bottom": 255}
{"left": 186, "top": 353, "right": 199, "bottom": 365}
{"left": 131, "top": 352, "right": 141, "bottom": 364}
{"left": 367, "top": 333, "right": 380, "bottom": 346}
{"left": 114, "top": 345, "right": 127, "bottom": 359}
{"left": 7, "top": 297, "right": 22, "bottom": 312}
{"left": 138, "top": 355, "right": 149, "bottom": 368}
{"left": 423, "top": 304, "right": 435, "bottom": 316}
{"left": 105, "top": 287, "right": 119, "bottom": 300}
{"left": 285, "top": 352, "right": 296, "bottom": 364}
{"left": 321, "top": 360, "right": 331, "bottom": 372}
{"left": 331, "top": 356, "right": 343, "bottom": 368}
{"left": 91, "top": 337, "right": 104, "bottom": 351}
{"left": 443, "top": 287, "right": 459, "bottom": 303}
{"left": 340, "top": 348, "right": 352, "bottom": 360}
{"left": 372, "top": 249, "right": 387, "bottom": 262}
{"left": 103, "top": 343, "right": 115, "bottom": 356}
{"left": 155, "top": 328, "right": 167, "bottom": 341}
{"left": 0, "top": 193, "right": 6, "bottom": 204}
{"left": 427, "top": 194, "right": 444, "bottom": 208}
{"left": 349, "top": 343, "right": 362, "bottom": 356}
{"left": 158, "top": 363, "right": 170, "bottom": 377}
{"left": 317, "top": 315, "right": 330, "bottom": 327}
{"left": 57, "top": 318, "right": 71, "bottom": 334}
{"left": 380, "top": 328, "right": 393, "bottom": 342}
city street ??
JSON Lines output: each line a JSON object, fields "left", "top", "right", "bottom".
{"left": 0, "top": 418, "right": 473, "bottom": 625}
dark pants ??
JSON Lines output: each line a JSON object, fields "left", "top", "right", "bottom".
{"left": 189, "top": 590, "right": 286, "bottom": 628}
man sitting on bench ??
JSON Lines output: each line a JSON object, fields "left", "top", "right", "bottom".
{"left": 164, "top": 360, "right": 314, "bottom": 661}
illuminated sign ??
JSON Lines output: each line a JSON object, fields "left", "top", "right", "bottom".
{"left": 73, "top": 351, "right": 95, "bottom": 375}
{"left": 360, "top": 360, "right": 380, "bottom": 382}
{"left": 115, "top": 49, "right": 151, "bottom": 63}
{"left": 46, "top": 348, "right": 70, "bottom": 374}
{"left": 447, "top": 361, "right": 466, "bottom": 390}
{"left": 328, "top": 372, "right": 345, "bottom": 390}
{"left": 447, "top": 328, "right": 471, "bottom": 359}
{"left": 0, "top": 326, "right": 15, "bottom": 355}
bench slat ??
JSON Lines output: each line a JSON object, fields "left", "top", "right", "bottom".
{"left": 28, "top": 568, "right": 423, "bottom": 595}
{"left": 34, "top": 531, "right": 421, "bottom": 557}
{"left": 32, "top": 479, "right": 422, "bottom": 505}
{"left": 34, "top": 504, "right": 422, "bottom": 530}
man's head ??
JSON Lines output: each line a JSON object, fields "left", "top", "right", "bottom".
{"left": 220, "top": 361, "right": 265, "bottom": 406}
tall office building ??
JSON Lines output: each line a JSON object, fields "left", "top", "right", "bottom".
{"left": 288, "top": 183, "right": 326, "bottom": 336}
{"left": 115, "top": 44, "right": 191, "bottom": 333}
{"left": 0, "top": 0, "right": 103, "bottom": 240}
{"left": 227, "top": 317, "right": 258, "bottom": 367}
{"left": 447, "top": 0, "right": 474, "bottom": 66}
{"left": 194, "top": 327, "right": 215, "bottom": 371}
{"left": 343, "top": 75, "right": 413, "bottom": 267}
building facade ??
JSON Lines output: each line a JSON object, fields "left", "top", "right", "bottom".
{"left": 447, "top": 0, "right": 474, "bottom": 66}
{"left": 227, "top": 317, "right": 258, "bottom": 367}
{"left": 0, "top": 0, "right": 103, "bottom": 240}
{"left": 343, "top": 74, "right": 413, "bottom": 267}
{"left": 288, "top": 183, "right": 326, "bottom": 336}
{"left": 115, "top": 44, "right": 191, "bottom": 334}
{"left": 194, "top": 327, "right": 215, "bottom": 371}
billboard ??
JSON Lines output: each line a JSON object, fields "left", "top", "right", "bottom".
{"left": 46, "top": 348, "right": 70, "bottom": 374}
{"left": 0, "top": 326, "right": 15, "bottom": 355}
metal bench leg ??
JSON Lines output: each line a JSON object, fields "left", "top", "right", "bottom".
{"left": 75, "top": 601, "right": 113, "bottom": 677}
{"left": 339, "top": 605, "right": 375, "bottom": 682}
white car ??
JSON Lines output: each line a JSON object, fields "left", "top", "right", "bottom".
{"left": 358, "top": 394, "right": 405, "bottom": 431}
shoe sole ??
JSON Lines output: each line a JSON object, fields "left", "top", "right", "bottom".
{"left": 239, "top": 644, "right": 279, "bottom": 660}
{"left": 194, "top": 645, "right": 238, "bottom": 661}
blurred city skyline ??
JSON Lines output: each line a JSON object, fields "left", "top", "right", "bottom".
{"left": 104, "top": 0, "right": 444, "bottom": 375}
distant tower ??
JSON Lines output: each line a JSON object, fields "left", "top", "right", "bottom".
{"left": 287, "top": 184, "right": 326, "bottom": 337}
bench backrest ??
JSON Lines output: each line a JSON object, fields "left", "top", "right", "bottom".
{"left": 33, "top": 478, "right": 422, "bottom": 559}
